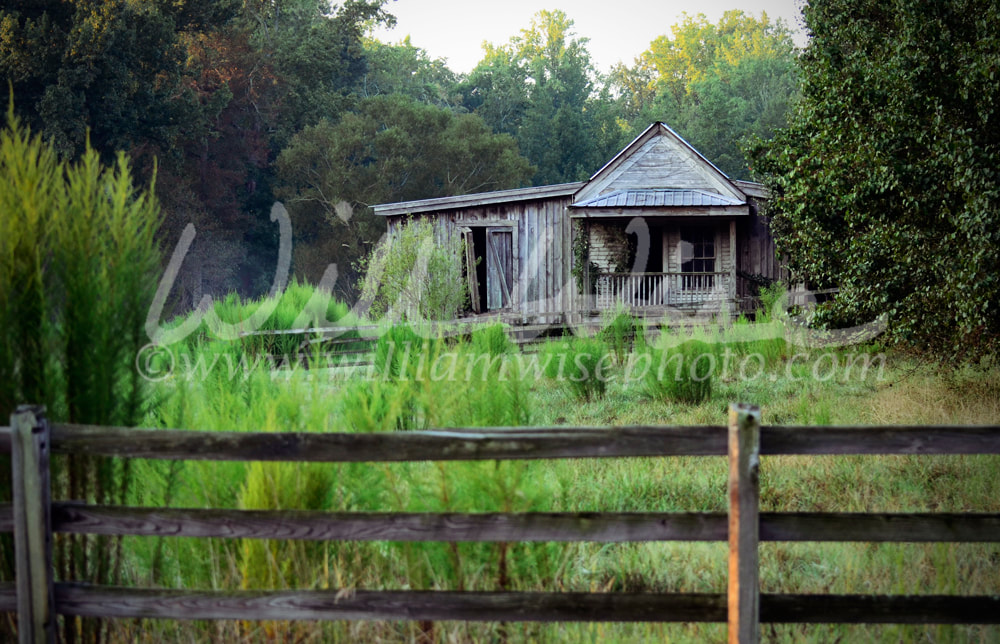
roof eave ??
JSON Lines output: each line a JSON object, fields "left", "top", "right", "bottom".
{"left": 373, "top": 182, "right": 586, "bottom": 217}
{"left": 569, "top": 205, "right": 751, "bottom": 218}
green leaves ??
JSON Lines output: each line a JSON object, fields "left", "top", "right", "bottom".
{"left": 751, "top": 0, "right": 1000, "bottom": 358}
{"left": 611, "top": 10, "right": 800, "bottom": 180}
{"left": 461, "top": 10, "right": 620, "bottom": 185}
{"left": 274, "top": 94, "right": 532, "bottom": 287}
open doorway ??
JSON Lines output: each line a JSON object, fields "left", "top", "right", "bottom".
{"left": 462, "top": 225, "right": 513, "bottom": 313}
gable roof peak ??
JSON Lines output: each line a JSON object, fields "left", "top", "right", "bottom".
{"left": 575, "top": 121, "right": 745, "bottom": 203}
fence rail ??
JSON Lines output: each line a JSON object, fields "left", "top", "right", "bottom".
{"left": 3, "top": 405, "right": 1000, "bottom": 643}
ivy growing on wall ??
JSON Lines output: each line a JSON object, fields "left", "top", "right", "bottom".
{"left": 571, "top": 220, "right": 600, "bottom": 294}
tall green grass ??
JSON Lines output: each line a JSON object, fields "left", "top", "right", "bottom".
{"left": 41, "top": 284, "right": 999, "bottom": 642}
{"left": 641, "top": 336, "right": 716, "bottom": 404}
{"left": 541, "top": 335, "right": 613, "bottom": 401}
{"left": 0, "top": 109, "right": 162, "bottom": 643}
{"left": 122, "top": 334, "right": 999, "bottom": 642}
{"left": 598, "top": 307, "right": 639, "bottom": 366}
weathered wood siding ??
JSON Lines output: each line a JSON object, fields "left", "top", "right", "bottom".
{"left": 736, "top": 198, "right": 784, "bottom": 300}
{"left": 599, "top": 137, "right": 724, "bottom": 195}
{"left": 387, "top": 195, "right": 576, "bottom": 322}
{"left": 588, "top": 223, "right": 629, "bottom": 273}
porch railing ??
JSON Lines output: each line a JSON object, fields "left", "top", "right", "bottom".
{"left": 595, "top": 272, "right": 730, "bottom": 309}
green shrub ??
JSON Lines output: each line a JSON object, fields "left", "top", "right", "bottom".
{"left": 167, "top": 280, "right": 361, "bottom": 363}
{"left": 0, "top": 109, "right": 161, "bottom": 639}
{"left": 542, "top": 336, "right": 612, "bottom": 401}
{"left": 599, "top": 308, "right": 638, "bottom": 365}
{"left": 359, "top": 218, "right": 467, "bottom": 321}
{"left": 374, "top": 323, "right": 438, "bottom": 382}
{"left": 471, "top": 322, "right": 515, "bottom": 357}
{"left": 643, "top": 339, "right": 715, "bottom": 404}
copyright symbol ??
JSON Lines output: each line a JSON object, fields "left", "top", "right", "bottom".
{"left": 136, "top": 343, "right": 174, "bottom": 382}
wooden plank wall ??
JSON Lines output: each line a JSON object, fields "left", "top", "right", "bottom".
{"left": 387, "top": 195, "right": 576, "bottom": 322}
{"left": 593, "top": 137, "right": 733, "bottom": 197}
{"left": 737, "top": 199, "right": 784, "bottom": 300}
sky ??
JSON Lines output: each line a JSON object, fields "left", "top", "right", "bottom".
{"left": 370, "top": 0, "right": 809, "bottom": 75}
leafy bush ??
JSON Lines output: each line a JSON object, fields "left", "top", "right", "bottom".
{"left": 748, "top": 0, "right": 1000, "bottom": 357}
{"left": 542, "top": 336, "right": 612, "bottom": 401}
{"left": 360, "top": 218, "right": 467, "bottom": 321}
{"left": 599, "top": 308, "right": 638, "bottom": 365}
{"left": 643, "top": 339, "right": 715, "bottom": 404}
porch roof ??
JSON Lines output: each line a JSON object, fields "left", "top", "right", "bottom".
{"left": 570, "top": 189, "right": 745, "bottom": 209}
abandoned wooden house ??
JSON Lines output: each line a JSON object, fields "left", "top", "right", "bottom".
{"left": 373, "top": 122, "right": 781, "bottom": 324}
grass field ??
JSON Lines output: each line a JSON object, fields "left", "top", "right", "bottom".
{"left": 104, "top": 295, "right": 1000, "bottom": 642}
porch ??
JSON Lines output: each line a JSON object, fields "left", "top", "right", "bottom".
{"left": 594, "top": 271, "right": 735, "bottom": 311}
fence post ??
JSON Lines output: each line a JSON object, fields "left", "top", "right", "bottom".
{"left": 728, "top": 403, "right": 761, "bottom": 644}
{"left": 11, "top": 406, "right": 55, "bottom": 644}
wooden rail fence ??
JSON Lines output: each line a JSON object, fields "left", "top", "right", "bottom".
{"left": 2, "top": 404, "right": 1000, "bottom": 643}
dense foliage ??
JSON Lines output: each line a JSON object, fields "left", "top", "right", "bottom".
{"left": 750, "top": 0, "right": 1000, "bottom": 357}
{"left": 0, "top": 111, "right": 161, "bottom": 642}
{"left": 1, "top": 4, "right": 798, "bottom": 308}
{"left": 276, "top": 94, "right": 532, "bottom": 289}
{"left": 358, "top": 218, "right": 468, "bottom": 321}
{"left": 459, "top": 10, "right": 620, "bottom": 185}
{"left": 609, "top": 10, "right": 800, "bottom": 179}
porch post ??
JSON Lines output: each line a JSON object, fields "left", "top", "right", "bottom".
{"left": 729, "top": 219, "right": 737, "bottom": 310}
{"left": 583, "top": 220, "right": 592, "bottom": 313}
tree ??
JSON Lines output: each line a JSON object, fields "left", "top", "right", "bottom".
{"left": 749, "top": 0, "right": 1000, "bottom": 356}
{"left": 360, "top": 36, "right": 460, "bottom": 107}
{"left": 0, "top": 0, "right": 231, "bottom": 158}
{"left": 274, "top": 94, "right": 533, "bottom": 293}
{"left": 611, "top": 10, "right": 799, "bottom": 179}
{"left": 241, "top": 0, "right": 394, "bottom": 148}
{"left": 462, "top": 10, "right": 625, "bottom": 185}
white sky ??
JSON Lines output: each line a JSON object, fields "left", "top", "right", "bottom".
{"left": 370, "top": 0, "right": 809, "bottom": 75}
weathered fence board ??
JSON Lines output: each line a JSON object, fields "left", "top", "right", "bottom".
{"left": 758, "top": 594, "right": 1000, "bottom": 624}
{"left": 0, "top": 584, "right": 728, "bottom": 623}
{"left": 759, "top": 512, "right": 1000, "bottom": 542}
{"left": 2, "top": 505, "right": 998, "bottom": 544}
{"left": 3, "top": 404, "right": 999, "bottom": 643}
{"left": 44, "top": 424, "right": 731, "bottom": 461}
{"left": 728, "top": 404, "right": 761, "bottom": 643}
{"left": 3, "top": 424, "right": 997, "bottom": 460}
{"left": 0, "top": 585, "right": 996, "bottom": 625}
{"left": 760, "top": 425, "right": 1000, "bottom": 455}
{"left": 44, "top": 505, "right": 728, "bottom": 543}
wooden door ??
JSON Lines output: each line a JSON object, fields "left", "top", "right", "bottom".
{"left": 486, "top": 227, "right": 513, "bottom": 310}
{"left": 460, "top": 227, "right": 481, "bottom": 313}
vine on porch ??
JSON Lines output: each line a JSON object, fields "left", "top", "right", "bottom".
{"left": 571, "top": 220, "right": 600, "bottom": 295}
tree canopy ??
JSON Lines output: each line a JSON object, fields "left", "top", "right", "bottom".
{"left": 750, "top": 0, "right": 1000, "bottom": 357}
{"left": 275, "top": 94, "right": 533, "bottom": 291}
{"left": 461, "top": 10, "right": 623, "bottom": 185}
{"left": 1, "top": 4, "right": 803, "bottom": 304}
{"left": 610, "top": 10, "right": 800, "bottom": 179}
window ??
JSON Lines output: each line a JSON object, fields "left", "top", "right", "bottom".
{"left": 680, "top": 227, "right": 715, "bottom": 289}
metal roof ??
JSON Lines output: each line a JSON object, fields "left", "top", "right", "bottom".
{"left": 571, "top": 189, "right": 745, "bottom": 209}
{"left": 373, "top": 182, "right": 586, "bottom": 217}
